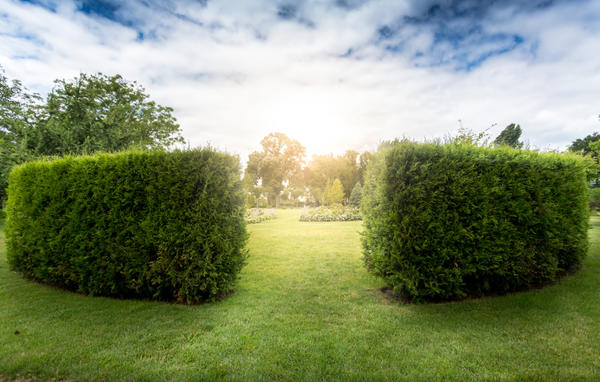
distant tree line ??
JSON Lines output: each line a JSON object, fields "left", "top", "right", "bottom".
{"left": 244, "top": 132, "right": 371, "bottom": 208}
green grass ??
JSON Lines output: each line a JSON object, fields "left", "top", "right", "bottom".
{"left": 1, "top": 210, "right": 599, "bottom": 381}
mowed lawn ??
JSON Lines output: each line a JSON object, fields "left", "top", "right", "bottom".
{"left": 1, "top": 210, "right": 599, "bottom": 381}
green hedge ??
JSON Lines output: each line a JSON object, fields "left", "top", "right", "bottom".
{"left": 362, "top": 142, "right": 590, "bottom": 302}
{"left": 5, "top": 149, "right": 247, "bottom": 303}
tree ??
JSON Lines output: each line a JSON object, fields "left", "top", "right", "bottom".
{"left": 570, "top": 133, "right": 600, "bottom": 186}
{"left": 494, "top": 123, "right": 523, "bottom": 148}
{"left": 245, "top": 133, "right": 306, "bottom": 208}
{"left": 32, "top": 73, "right": 184, "bottom": 156}
{"left": 349, "top": 182, "right": 362, "bottom": 207}
{"left": 569, "top": 132, "right": 600, "bottom": 156}
{"left": 0, "top": 68, "right": 41, "bottom": 203}
{"left": 304, "top": 150, "right": 360, "bottom": 204}
{"left": 324, "top": 178, "right": 344, "bottom": 206}
{"left": 358, "top": 151, "right": 372, "bottom": 185}
{"left": 338, "top": 150, "right": 359, "bottom": 200}
{"left": 0, "top": 70, "right": 185, "bottom": 204}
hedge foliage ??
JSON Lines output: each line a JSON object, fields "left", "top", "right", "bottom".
{"left": 362, "top": 142, "right": 590, "bottom": 302}
{"left": 300, "top": 206, "right": 362, "bottom": 222}
{"left": 5, "top": 149, "right": 247, "bottom": 303}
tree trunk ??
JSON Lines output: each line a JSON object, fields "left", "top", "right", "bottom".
{"left": 276, "top": 193, "right": 281, "bottom": 209}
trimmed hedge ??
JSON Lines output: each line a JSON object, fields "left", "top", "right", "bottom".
{"left": 362, "top": 142, "right": 590, "bottom": 302}
{"left": 5, "top": 149, "right": 247, "bottom": 303}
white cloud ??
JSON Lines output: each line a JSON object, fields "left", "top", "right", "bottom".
{"left": 1, "top": 0, "right": 599, "bottom": 163}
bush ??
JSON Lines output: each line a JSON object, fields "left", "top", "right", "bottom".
{"left": 5, "top": 149, "right": 248, "bottom": 304}
{"left": 246, "top": 209, "right": 277, "bottom": 224}
{"left": 0, "top": 208, "right": 5, "bottom": 223}
{"left": 300, "top": 206, "right": 362, "bottom": 222}
{"left": 362, "top": 142, "right": 590, "bottom": 302}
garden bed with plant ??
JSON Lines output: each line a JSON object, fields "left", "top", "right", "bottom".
{"left": 245, "top": 209, "right": 277, "bottom": 224}
{"left": 299, "top": 206, "right": 362, "bottom": 222}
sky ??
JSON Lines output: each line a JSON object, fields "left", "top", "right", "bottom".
{"left": 1, "top": 0, "right": 599, "bottom": 161}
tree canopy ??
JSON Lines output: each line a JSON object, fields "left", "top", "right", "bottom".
{"left": 0, "top": 68, "right": 185, "bottom": 203}
{"left": 245, "top": 132, "right": 306, "bottom": 208}
{"left": 569, "top": 132, "right": 600, "bottom": 156}
{"left": 33, "top": 73, "right": 183, "bottom": 156}
{"left": 494, "top": 123, "right": 523, "bottom": 149}
{"left": 324, "top": 178, "right": 345, "bottom": 206}
{"left": 0, "top": 69, "right": 40, "bottom": 202}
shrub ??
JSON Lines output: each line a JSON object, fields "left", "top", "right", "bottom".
{"left": 246, "top": 209, "right": 277, "bottom": 224}
{"left": 0, "top": 208, "right": 5, "bottom": 223}
{"left": 362, "top": 141, "right": 590, "bottom": 302}
{"left": 300, "top": 206, "right": 362, "bottom": 222}
{"left": 5, "top": 149, "right": 248, "bottom": 304}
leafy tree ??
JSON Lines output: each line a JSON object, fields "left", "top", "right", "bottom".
{"left": 358, "top": 151, "right": 372, "bottom": 185}
{"left": 451, "top": 126, "right": 490, "bottom": 146}
{"left": 338, "top": 150, "right": 359, "bottom": 199}
{"left": 324, "top": 178, "right": 344, "bottom": 206}
{"left": 304, "top": 150, "right": 360, "bottom": 204}
{"left": 494, "top": 123, "right": 523, "bottom": 148}
{"left": 245, "top": 132, "right": 306, "bottom": 208}
{"left": 569, "top": 132, "right": 600, "bottom": 156}
{"left": 349, "top": 182, "right": 362, "bottom": 206}
{"left": 0, "top": 69, "right": 41, "bottom": 203}
{"left": 569, "top": 132, "right": 600, "bottom": 185}
{"left": 32, "top": 73, "right": 184, "bottom": 156}
{"left": 1, "top": 69, "right": 184, "bottom": 204}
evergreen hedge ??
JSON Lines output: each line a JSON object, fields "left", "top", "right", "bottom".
{"left": 362, "top": 142, "right": 590, "bottom": 302}
{"left": 5, "top": 149, "right": 247, "bottom": 303}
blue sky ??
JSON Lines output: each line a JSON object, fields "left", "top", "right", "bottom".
{"left": 1, "top": 0, "right": 599, "bottom": 159}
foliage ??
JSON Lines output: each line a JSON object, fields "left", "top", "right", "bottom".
{"left": 358, "top": 151, "right": 372, "bottom": 185}
{"left": 590, "top": 187, "right": 600, "bottom": 202}
{"left": 0, "top": 68, "right": 41, "bottom": 203}
{"left": 245, "top": 132, "right": 305, "bottom": 208}
{"left": 362, "top": 141, "right": 590, "bottom": 302}
{"left": 34, "top": 73, "right": 184, "bottom": 155}
{"left": 0, "top": 69, "right": 184, "bottom": 204}
{"left": 324, "top": 178, "right": 345, "bottom": 206}
{"left": 494, "top": 123, "right": 523, "bottom": 148}
{"left": 304, "top": 150, "right": 361, "bottom": 204}
{"left": 5, "top": 149, "right": 247, "bottom": 303}
{"left": 245, "top": 209, "right": 277, "bottom": 224}
{"left": 300, "top": 206, "right": 362, "bottom": 222}
{"left": 570, "top": 133, "right": 600, "bottom": 185}
{"left": 449, "top": 126, "right": 491, "bottom": 146}
{"left": 569, "top": 132, "right": 600, "bottom": 156}
{"left": 349, "top": 182, "right": 362, "bottom": 206}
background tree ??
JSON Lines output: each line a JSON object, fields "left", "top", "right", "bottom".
{"left": 494, "top": 123, "right": 523, "bottom": 148}
{"left": 304, "top": 150, "right": 360, "bottom": 205}
{"left": 569, "top": 132, "right": 600, "bottom": 156}
{"left": 1, "top": 69, "right": 185, "bottom": 204}
{"left": 324, "top": 178, "right": 344, "bottom": 206}
{"left": 32, "top": 73, "right": 184, "bottom": 156}
{"left": 245, "top": 132, "right": 306, "bottom": 208}
{"left": 358, "top": 151, "right": 372, "bottom": 185}
{"left": 349, "top": 182, "right": 362, "bottom": 207}
{"left": 0, "top": 69, "right": 42, "bottom": 203}
{"left": 338, "top": 150, "right": 359, "bottom": 200}
{"left": 570, "top": 132, "right": 600, "bottom": 186}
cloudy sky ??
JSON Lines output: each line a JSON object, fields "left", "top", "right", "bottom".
{"left": 1, "top": 0, "right": 599, "bottom": 160}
